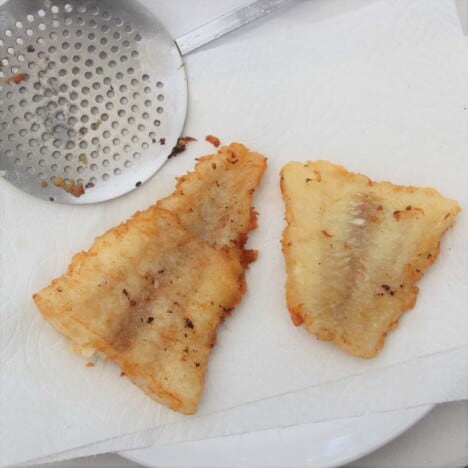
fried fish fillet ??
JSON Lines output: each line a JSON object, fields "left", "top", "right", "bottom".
{"left": 33, "top": 143, "right": 266, "bottom": 414}
{"left": 159, "top": 143, "right": 266, "bottom": 251}
{"left": 281, "top": 161, "right": 460, "bottom": 358}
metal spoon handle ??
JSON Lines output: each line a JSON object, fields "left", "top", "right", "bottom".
{"left": 175, "top": 0, "right": 292, "bottom": 56}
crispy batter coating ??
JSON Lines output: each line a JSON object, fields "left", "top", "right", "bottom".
{"left": 34, "top": 143, "right": 266, "bottom": 414}
{"left": 281, "top": 161, "right": 460, "bottom": 358}
{"left": 159, "top": 143, "right": 267, "bottom": 252}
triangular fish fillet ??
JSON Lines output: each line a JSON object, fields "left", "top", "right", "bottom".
{"left": 33, "top": 143, "right": 267, "bottom": 414}
{"left": 280, "top": 161, "right": 460, "bottom": 358}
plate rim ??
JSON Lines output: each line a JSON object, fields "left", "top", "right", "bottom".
{"left": 326, "top": 404, "right": 433, "bottom": 468}
{"left": 120, "top": 404, "right": 434, "bottom": 468}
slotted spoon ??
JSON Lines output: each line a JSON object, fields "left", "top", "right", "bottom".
{"left": 0, "top": 0, "right": 289, "bottom": 204}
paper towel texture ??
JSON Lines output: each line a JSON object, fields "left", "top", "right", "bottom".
{"left": 1, "top": 0, "right": 467, "bottom": 465}
{"left": 35, "top": 345, "right": 468, "bottom": 465}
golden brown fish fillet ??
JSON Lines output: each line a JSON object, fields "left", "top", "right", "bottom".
{"left": 33, "top": 143, "right": 267, "bottom": 414}
{"left": 159, "top": 143, "right": 267, "bottom": 251}
{"left": 281, "top": 161, "right": 460, "bottom": 358}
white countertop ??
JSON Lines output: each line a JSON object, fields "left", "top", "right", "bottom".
{"left": 36, "top": 400, "right": 468, "bottom": 467}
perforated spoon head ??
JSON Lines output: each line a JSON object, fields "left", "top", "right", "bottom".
{"left": 0, "top": 0, "right": 187, "bottom": 204}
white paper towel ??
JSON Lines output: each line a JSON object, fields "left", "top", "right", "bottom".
{"left": 34, "top": 345, "right": 468, "bottom": 465}
{"left": 1, "top": 0, "right": 468, "bottom": 465}
{"left": 140, "top": 345, "right": 468, "bottom": 447}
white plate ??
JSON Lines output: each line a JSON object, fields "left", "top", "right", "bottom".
{"left": 121, "top": 404, "right": 432, "bottom": 468}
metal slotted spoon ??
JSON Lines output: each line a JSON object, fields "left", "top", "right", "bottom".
{"left": 0, "top": 0, "right": 288, "bottom": 204}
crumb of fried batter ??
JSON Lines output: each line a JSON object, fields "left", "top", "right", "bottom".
{"left": 205, "top": 135, "right": 220, "bottom": 148}
{"left": 167, "top": 136, "right": 197, "bottom": 159}
{"left": 4, "top": 73, "right": 26, "bottom": 85}
{"left": 53, "top": 177, "right": 85, "bottom": 198}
